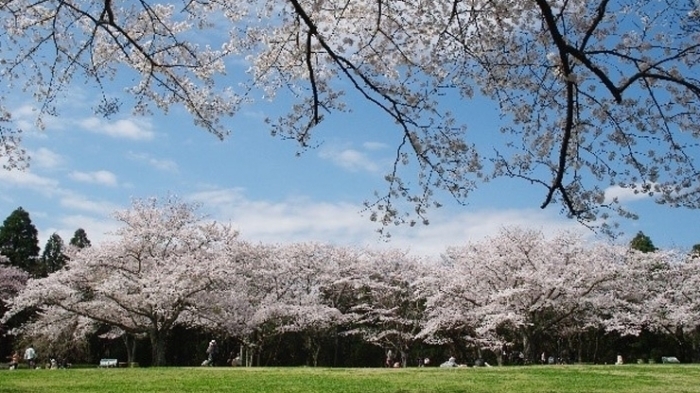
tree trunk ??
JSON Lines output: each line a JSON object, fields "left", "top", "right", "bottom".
{"left": 592, "top": 331, "right": 599, "bottom": 364}
{"left": 333, "top": 329, "right": 339, "bottom": 367}
{"left": 242, "top": 340, "right": 257, "bottom": 367}
{"left": 121, "top": 334, "right": 137, "bottom": 364}
{"left": 312, "top": 345, "right": 321, "bottom": 367}
{"left": 577, "top": 332, "right": 583, "bottom": 364}
{"left": 149, "top": 330, "right": 168, "bottom": 366}
{"left": 696, "top": 329, "right": 700, "bottom": 363}
{"left": 522, "top": 333, "right": 532, "bottom": 363}
{"left": 305, "top": 335, "right": 321, "bottom": 367}
{"left": 675, "top": 325, "right": 687, "bottom": 361}
{"left": 244, "top": 344, "right": 256, "bottom": 367}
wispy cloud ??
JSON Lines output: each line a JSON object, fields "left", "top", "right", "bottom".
{"left": 48, "top": 213, "right": 121, "bottom": 246}
{"left": 30, "top": 147, "right": 64, "bottom": 169}
{"left": 187, "top": 187, "right": 583, "bottom": 257}
{"left": 69, "top": 170, "right": 118, "bottom": 187}
{"left": 78, "top": 117, "right": 155, "bottom": 141}
{"left": 59, "top": 193, "right": 122, "bottom": 215}
{"left": 127, "top": 151, "right": 178, "bottom": 172}
{"left": 13, "top": 104, "right": 71, "bottom": 134}
{"left": 605, "top": 185, "right": 654, "bottom": 204}
{"left": 363, "top": 141, "right": 388, "bottom": 151}
{"left": 0, "top": 168, "right": 60, "bottom": 191}
{"left": 12, "top": 104, "right": 39, "bottom": 132}
{"left": 33, "top": 194, "right": 123, "bottom": 247}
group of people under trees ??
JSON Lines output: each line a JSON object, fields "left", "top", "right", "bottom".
{"left": 202, "top": 339, "right": 241, "bottom": 367}
{"left": 385, "top": 350, "right": 432, "bottom": 368}
{"left": 7, "top": 345, "right": 35, "bottom": 370}
{"left": 384, "top": 350, "right": 486, "bottom": 368}
{"left": 7, "top": 345, "right": 35, "bottom": 369}
{"left": 6, "top": 344, "right": 70, "bottom": 370}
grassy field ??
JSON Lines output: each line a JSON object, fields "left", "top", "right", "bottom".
{"left": 1, "top": 365, "right": 700, "bottom": 393}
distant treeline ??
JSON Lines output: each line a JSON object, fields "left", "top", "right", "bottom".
{"left": 2, "top": 201, "right": 700, "bottom": 367}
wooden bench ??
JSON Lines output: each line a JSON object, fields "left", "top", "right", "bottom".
{"left": 99, "top": 359, "right": 118, "bottom": 367}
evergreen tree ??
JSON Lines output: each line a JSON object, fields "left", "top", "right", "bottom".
{"left": 70, "top": 228, "right": 91, "bottom": 249}
{"left": 0, "top": 207, "right": 40, "bottom": 276}
{"left": 630, "top": 231, "right": 658, "bottom": 253}
{"left": 41, "top": 233, "right": 68, "bottom": 276}
{"left": 691, "top": 244, "right": 700, "bottom": 258}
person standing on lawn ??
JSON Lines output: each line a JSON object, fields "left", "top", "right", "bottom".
{"left": 206, "top": 340, "right": 218, "bottom": 366}
{"left": 24, "top": 345, "right": 37, "bottom": 369}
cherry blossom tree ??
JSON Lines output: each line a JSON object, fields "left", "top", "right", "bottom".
{"left": 2, "top": 197, "right": 243, "bottom": 366}
{"left": 12, "top": 306, "right": 96, "bottom": 364}
{"left": 0, "top": 255, "right": 28, "bottom": 325}
{"left": 342, "top": 249, "right": 428, "bottom": 367}
{"left": 603, "top": 248, "right": 700, "bottom": 360}
{"left": 0, "top": 255, "right": 28, "bottom": 360}
{"left": 206, "top": 242, "right": 347, "bottom": 367}
{"left": 600, "top": 248, "right": 674, "bottom": 336}
{"left": 417, "top": 256, "right": 484, "bottom": 358}
{"left": 429, "top": 228, "right": 620, "bottom": 362}
{"left": 256, "top": 243, "right": 346, "bottom": 367}
{"left": 185, "top": 241, "right": 275, "bottom": 366}
{"left": 4, "top": 222, "right": 699, "bottom": 365}
{"left": 183, "top": 242, "right": 333, "bottom": 366}
{"left": 2, "top": 1, "right": 699, "bottom": 229}
{"left": 666, "top": 255, "right": 700, "bottom": 359}
{"left": 0, "top": 256, "right": 27, "bottom": 303}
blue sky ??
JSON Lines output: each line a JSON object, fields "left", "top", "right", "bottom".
{"left": 0, "top": 60, "right": 698, "bottom": 257}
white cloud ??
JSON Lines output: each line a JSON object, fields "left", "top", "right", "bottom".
{"left": 605, "top": 185, "right": 654, "bottom": 204}
{"left": 0, "top": 168, "right": 60, "bottom": 191}
{"left": 51, "top": 214, "right": 120, "bottom": 246}
{"left": 12, "top": 104, "right": 40, "bottom": 133}
{"left": 79, "top": 117, "right": 155, "bottom": 141}
{"left": 385, "top": 208, "right": 586, "bottom": 256}
{"left": 59, "top": 193, "right": 122, "bottom": 215}
{"left": 13, "top": 104, "right": 37, "bottom": 118}
{"left": 12, "top": 104, "right": 71, "bottom": 134}
{"left": 319, "top": 147, "right": 379, "bottom": 173}
{"left": 30, "top": 147, "right": 64, "bottom": 169}
{"left": 188, "top": 188, "right": 583, "bottom": 257}
{"left": 69, "top": 170, "right": 118, "bottom": 187}
{"left": 34, "top": 193, "right": 124, "bottom": 247}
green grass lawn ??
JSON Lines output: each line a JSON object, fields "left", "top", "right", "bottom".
{"left": 1, "top": 365, "right": 699, "bottom": 393}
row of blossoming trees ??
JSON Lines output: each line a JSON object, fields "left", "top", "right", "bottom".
{"left": 2, "top": 197, "right": 699, "bottom": 367}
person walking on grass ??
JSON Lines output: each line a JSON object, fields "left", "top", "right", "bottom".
{"left": 206, "top": 340, "right": 218, "bottom": 366}
{"left": 385, "top": 349, "right": 394, "bottom": 367}
{"left": 24, "top": 345, "right": 37, "bottom": 369}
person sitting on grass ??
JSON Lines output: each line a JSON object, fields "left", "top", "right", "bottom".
{"left": 440, "top": 357, "right": 458, "bottom": 367}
